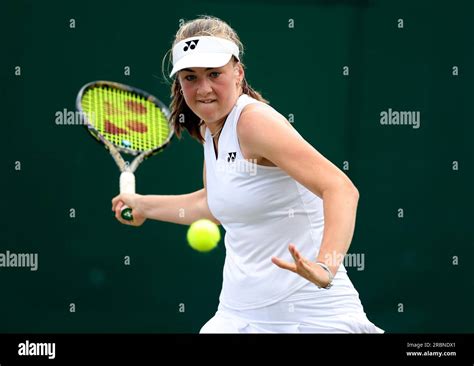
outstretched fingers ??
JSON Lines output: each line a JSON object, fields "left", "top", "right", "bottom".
{"left": 272, "top": 244, "right": 305, "bottom": 273}
{"left": 271, "top": 256, "right": 297, "bottom": 273}
{"left": 289, "top": 244, "right": 312, "bottom": 274}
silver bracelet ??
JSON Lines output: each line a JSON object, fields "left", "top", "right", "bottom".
{"left": 315, "top": 262, "right": 334, "bottom": 289}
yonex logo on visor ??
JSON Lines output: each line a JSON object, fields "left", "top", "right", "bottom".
{"left": 183, "top": 40, "right": 199, "bottom": 51}
{"left": 170, "top": 36, "right": 240, "bottom": 77}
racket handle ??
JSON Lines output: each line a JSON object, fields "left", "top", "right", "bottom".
{"left": 119, "top": 171, "right": 136, "bottom": 221}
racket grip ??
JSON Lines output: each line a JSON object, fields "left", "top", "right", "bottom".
{"left": 119, "top": 171, "right": 136, "bottom": 221}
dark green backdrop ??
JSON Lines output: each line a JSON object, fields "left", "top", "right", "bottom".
{"left": 1, "top": 0, "right": 472, "bottom": 333}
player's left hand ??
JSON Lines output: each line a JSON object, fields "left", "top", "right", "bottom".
{"left": 271, "top": 244, "right": 332, "bottom": 288}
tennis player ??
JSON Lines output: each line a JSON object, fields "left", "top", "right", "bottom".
{"left": 112, "top": 16, "right": 384, "bottom": 333}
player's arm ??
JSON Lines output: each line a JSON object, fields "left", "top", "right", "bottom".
{"left": 111, "top": 126, "right": 220, "bottom": 226}
{"left": 238, "top": 104, "right": 359, "bottom": 276}
{"left": 133, "top": 188, "right": 219, "bottom": 225}
{"left": 136, "top": 125, "right": 220, "bottom": 226}
{"left": 112, "top": 184, "right": 219, "bottom": 226}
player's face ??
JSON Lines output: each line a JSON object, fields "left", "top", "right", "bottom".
{"left": 179, "top": 60, "right": 243, "bottom": 124}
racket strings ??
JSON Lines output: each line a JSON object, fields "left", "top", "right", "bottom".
{"left": 81, "top": 86, "right": 170, "bottom": 152}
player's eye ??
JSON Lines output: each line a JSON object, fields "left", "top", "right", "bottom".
{"left": 209, "top": 72, "right": 221, "bottom": 79}
{"left": 184, "top": 75, "right": 196, "bottom": 81}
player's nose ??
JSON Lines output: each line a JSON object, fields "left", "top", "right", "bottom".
{"left": 196, "top": 79, "right": 213, "bottom": 96}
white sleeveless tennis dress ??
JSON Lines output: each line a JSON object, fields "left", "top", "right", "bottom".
{"left": 200, "top": 94, "right": 383, "bottom": 333}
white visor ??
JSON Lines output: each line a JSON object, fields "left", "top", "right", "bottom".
{"left": 170, "top": 36, "right": 240, "bottom": 77}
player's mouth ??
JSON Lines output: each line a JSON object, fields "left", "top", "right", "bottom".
{"left": 198, "top": 99, "right": 216, "bottom": 104}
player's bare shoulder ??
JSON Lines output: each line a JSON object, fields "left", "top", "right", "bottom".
{"left": 237, "top": 102, "right": 289, "bottom": 167}
{"left": 239, "top": 102, "right": 274, "bottom": 123}
{"left": 238, "top": 102, "right": 292, "bottom": 143}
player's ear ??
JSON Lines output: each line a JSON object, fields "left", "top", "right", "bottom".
{"left": 234, "top": 62, "right": 244, "bottom": 84}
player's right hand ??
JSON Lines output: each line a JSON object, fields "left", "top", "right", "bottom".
{"left": 111, "top": 193, "right": 147, "bottom": 226}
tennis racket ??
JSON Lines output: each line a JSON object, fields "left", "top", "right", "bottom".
{"left": 76, "top": 80, "right": 173, "bottom": 221}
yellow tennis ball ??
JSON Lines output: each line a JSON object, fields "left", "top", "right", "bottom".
{"left": 187, "top": 219, "right": 220, "bottom": 252}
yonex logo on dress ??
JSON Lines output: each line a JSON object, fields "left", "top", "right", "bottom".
{"left": 227, "top": 152, "right": 237, "bottom": 162}
{"left": 183, "top": 40, "right": 199, "bottom": 51}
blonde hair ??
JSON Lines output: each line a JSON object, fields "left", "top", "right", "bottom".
{"left": 163, "top": 15, "right": 268, "bottom": 144}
